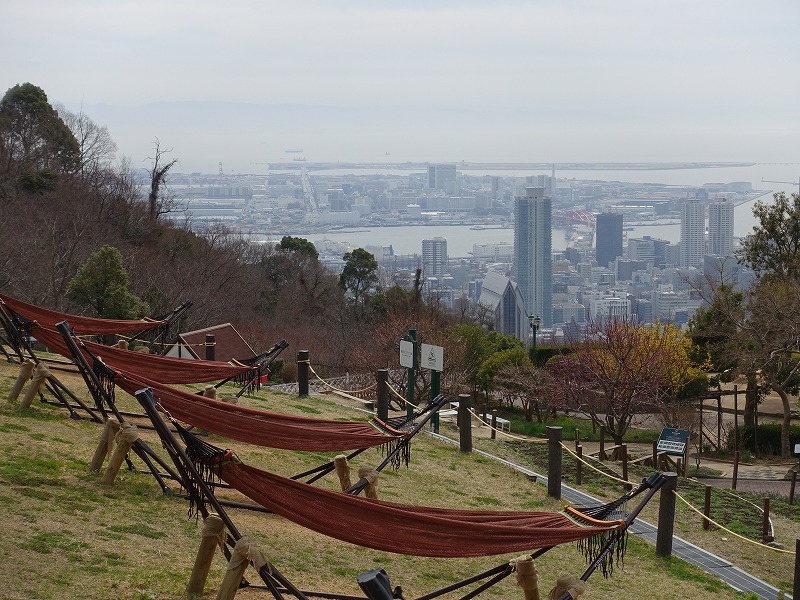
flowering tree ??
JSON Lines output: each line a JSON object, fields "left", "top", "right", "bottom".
{"left": 548, "top": 318, "right": 708, "bottom": 444}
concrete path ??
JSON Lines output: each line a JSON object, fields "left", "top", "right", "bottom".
{"left": 428, "top": 432, "right": 794, "bottom": 600}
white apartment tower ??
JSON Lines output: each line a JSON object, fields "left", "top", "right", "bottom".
{"left": 708, "top": 199, "right": 734, "bottom": 257}
{"left": 513, "top": 186, "right": 552, "bottom": 327}
{"left": 680, "top": 198, "right": 706, "bottom": 268}
{"left": 422, "top": 237, "right": 448, "bottom": 277}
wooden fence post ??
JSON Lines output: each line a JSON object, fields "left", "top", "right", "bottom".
{"left": 376, "top": 369, "right": 388, "bottom": 422}
{"left": 205, "top": 334, "right": 216, "bottom": 361}
{"left": 547, "top": 426, "right": 563, "bottom": 500}
{"left": 458, "top": 394, "right": 472, "bottom": 452}
{"left": 703, "top": 485, "right": 712, "bottom": 530}
{"left": 790, "top": 470, "right": 797, "bottom": 506}
{"left": 297, "top": 350, "right": 309, "bottom": 397}
{"left": 621, "top": 443, "right": 630, "bottom": 489}
{"left": 186, "top": 513, "right": 225, "bottom": 596}
{"left": 656, "top": 472, "right": 678, "bottom": 557}
{"left": 576, "top": 444, "right": 583, "bottom": 486}
{"left": 762, "top": 498, "right": 772, "bottom": 543}
{"left": 599, "top": 425, "right": 606, "bottom": 460}
{"left": 491, "top": 409, "right": 497, "bottom": 440}
{"left": 794, "top": 538, "right": 800, "bottom": 600}
{"left": 732, "top": 450, "right": 740, "bottom": 491}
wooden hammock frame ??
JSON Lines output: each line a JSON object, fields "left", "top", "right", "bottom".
{"left": 52, "top": 320, "right": 449, "bottom": 502}
{"left": 134, "top": 387, "right": 666, "bottom": 600}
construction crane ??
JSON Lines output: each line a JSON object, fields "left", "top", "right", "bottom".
{"left": 761, "top": 177, "right": 800, "bottom": 193}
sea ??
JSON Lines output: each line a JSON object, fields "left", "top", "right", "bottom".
{"left": 262, "top": 163, "right": 800, "bottom": 258}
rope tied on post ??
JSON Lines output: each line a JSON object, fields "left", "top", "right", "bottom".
{"left": 510, "top": 555, "right": 541, "bottom": 600}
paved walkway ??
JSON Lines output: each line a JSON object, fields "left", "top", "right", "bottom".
{"left": 428, "top": 432, "right": 795, "bottom": 600}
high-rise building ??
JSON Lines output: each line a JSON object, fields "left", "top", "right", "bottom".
{"left": 680, "top": 198, "right": 706, "bottom": 268}
{"left": 513, "top": 186, "right": 552, "bottom": 327}
{"left": 427, "top": 164, "right": 457, "bottom": 193}
{"left": 422, "top": 237, "right": 448, "bottom": 277}
{"left": 708, "top": 199, "right": 734, "bottom": 257}
{"left": 595, "top": 212, "right": 624, "bottom": 268}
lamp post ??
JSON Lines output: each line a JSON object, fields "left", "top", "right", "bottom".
{"left": 528, "top": 314, "right": 541, "bottom": 356}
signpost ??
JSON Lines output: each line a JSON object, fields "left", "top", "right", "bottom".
{"left": 403, "top": 329, "right": 417, "bottom": 417}
{"left": 420, "top": 343, "right": 444, "bottom": 432}
{"left": 656, "top": 428, "right": 690, "bottom": 471}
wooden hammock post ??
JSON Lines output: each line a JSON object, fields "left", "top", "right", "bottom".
{"left": 89, "top": 417, "right": 121, "bottom": 473}
{"left": 458, "top": 393, "right": 472, "bottom": 452}
{"left": 335, "top": 455, "right": 352, "bottom": 491}
{"left": 204, "top": 385, "right": 217, "bottom": 400}
{"left": 655, "top": 472, "right": 678, "bottom": 557}
{"left": 297, "top": 350, "right": 309, "bottom": 397}
{"left": 8, "top": 358, "right": 35, "bottom": 401}
{"left": 101, "top": 422, "right": 139, "bottom": 485}
{"left": 376, "top": 369, "right": 389, "bottom": 422}
{"left": 547, "top": 426, "right": 562, "bottom": 500}
{"left": 217, "top": 536, "right": 268, "bottom": 600}
{"left": 511, "top": 555, "right": 540, "bottom": 600}
{"left": 187, "top": 513, "right": 225, "bottom": 596}
{"left": 358, "top": 467, "right": 379, "bottom": 499}
{"left": 19, "top": 362, "right": 51, "bottom": 409}
{"left": 205, "top": 334, "right": 216, "bottom": 361}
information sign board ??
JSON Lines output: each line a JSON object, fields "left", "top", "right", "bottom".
{"left": 399, "top": 340, "right": 414, "bottom": 368}
{"left": 420, "top": 343, "right": 444, "bottom": 372}
{"left": 656, "top": 427, "right": 690, "bottom": 456}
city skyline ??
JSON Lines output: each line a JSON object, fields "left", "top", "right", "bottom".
{"left": 2, "top": 1, "right": 798, "bottom": 173}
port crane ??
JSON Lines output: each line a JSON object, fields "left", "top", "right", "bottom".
{"left": 761, "top": 177, "right": 800, "bottom": 193}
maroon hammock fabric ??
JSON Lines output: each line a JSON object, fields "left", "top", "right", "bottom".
{"left": 0, "top": 293, "right": 165, "bottom": 335}
{"left": 221, "top": 462, "right": 623, "bottom": 557}
{"left": 115, "top": 370, "right": 406, "bottom": 452}
{"left": 32, "top": 325, "right": 255, "bottom": 384}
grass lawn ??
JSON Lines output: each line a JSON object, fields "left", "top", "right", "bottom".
{"left": 0, "top": 356, "right": 788, "bottom": 599}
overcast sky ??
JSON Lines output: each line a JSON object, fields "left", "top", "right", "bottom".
{"left": 2, "top": 1, "right": 798, "bottom": 173}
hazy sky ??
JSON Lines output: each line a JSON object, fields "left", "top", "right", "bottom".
{"left": 2, "top": 1, "right": 799, "bottom": 172}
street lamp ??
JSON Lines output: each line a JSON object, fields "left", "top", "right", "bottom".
{"left": 528, "top": 314, "right": 541, "bottom": 354}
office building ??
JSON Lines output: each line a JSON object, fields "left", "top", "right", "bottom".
{"left": 708, "top": 199, "right": 734, "bottom": 257}
{"left": 478, "top": 272, "right": 528, "bottom": 342}
{"left": 680, "top": 198, "right": 706, "bottom": 268}
{"left": 513, "top": 186, "right": 552, "bottom": 327}
{"left": 427, "top": 164, "right": 457, "bottom": 193}
{"left": 422, "top": 237, "right": 448, "bottom": 277}
{"left": 595, "top": 212, "right": 624, "bottom": 268}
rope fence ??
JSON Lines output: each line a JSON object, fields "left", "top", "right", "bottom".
{"left": 557, "top": 442, "right": 793, "bottom": 556}
{"left": 672, "top": 490, "right": 795, "bottom": 555}
{"left": 307, "top": 363, "right": 377, "bottom": 395}
{"left": 466, "top": 407, "right": 547, "bottom": 442}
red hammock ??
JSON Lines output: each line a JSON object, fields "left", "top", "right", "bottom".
{"left": 221, "top": 461, "right": 623, "bottom": 557}
{"left": 0, "top": 293, "right": 165, "bottom": 335}
{"left": 32, "top": 324, "right": 255, "bottom": 384}
{"left": 115, "top": 370, "right": 406, "bottom": 452}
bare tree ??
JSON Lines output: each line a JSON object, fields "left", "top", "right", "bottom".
{"left": 146, "top": 138, "right": 178, "bottom": 219}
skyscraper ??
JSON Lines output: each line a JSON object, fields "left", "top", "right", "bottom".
{"left": 422, "top": 237, "right": 448, "bottom": 277}
{"left": 513, "top": 186, "right": 552, "bottom": 327}
{"left": 708, "top": 199, "right": 734, "bottom": 257}
{"left": 595, "top": 212, "right": 624, "bottom": 268}
{"left": 680, "top": 198, "right": 706, "bottom": 268}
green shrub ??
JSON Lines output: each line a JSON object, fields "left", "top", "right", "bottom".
{"left": 726, "top": 423, "right": 800, "bottom": 456}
